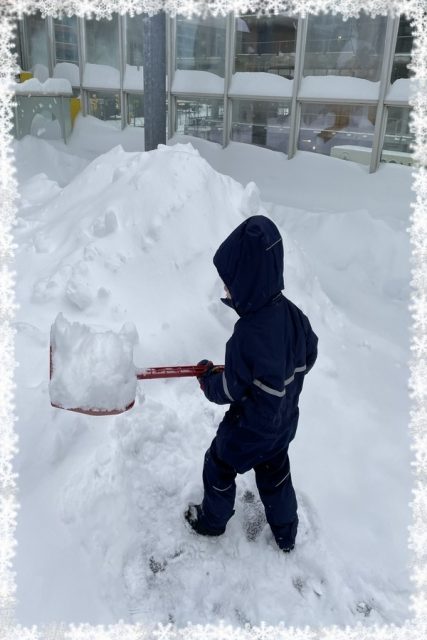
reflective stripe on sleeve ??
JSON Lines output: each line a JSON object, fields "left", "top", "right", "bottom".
{"left": 253, "top": 379, "right": 286, "bottom": 397}
{"left": 253, "top": 364, "right": 307, "bottom": 398}
{"left": 222, "top": 371, "right": 234, "bottom": 401}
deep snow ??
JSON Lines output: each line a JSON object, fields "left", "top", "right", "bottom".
{"left": 12, "top": 116, "right": 412, "bottom": 627}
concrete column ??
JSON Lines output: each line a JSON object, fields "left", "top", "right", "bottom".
{"left": 143, "top": 11, "right": 166, "bottom": 151}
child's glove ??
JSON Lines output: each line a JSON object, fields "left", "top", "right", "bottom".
{"left": 197, "top": 359, "right": 219, "bottom": 391}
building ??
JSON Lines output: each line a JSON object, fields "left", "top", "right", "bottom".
{"left": 13, "top": 10, "right": 414, "bottom": 172}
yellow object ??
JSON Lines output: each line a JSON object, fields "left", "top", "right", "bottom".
{"left": 70, "top": 98, "right": 81, "bottom": 126}
{"left": 19, "top": 72, "right": 33, "bottom": 82}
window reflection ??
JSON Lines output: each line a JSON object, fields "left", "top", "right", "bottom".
{"left": 391, "top": 15, "right": 413, "bottom": 83}
{"left": 304, "top": 12, "right": 387, "bottom": 81}
{"left": 54, "top": 17, "right": 79, "bottom": 64}
{"left": 86, "top": 17, "right": 119, "bottom": 68}
{"left": 381, "top": 106, "right": 413, "bottom": 164}
{"left": 231, "top": 100, "right": 291, "bottom": 153}
{"left": 88, "top": 91, "right": 121, "bottom": 128}
{"left": 26, "top": 12, "right": 49, "bottom": 80}
{"left": 175, "top": 98, "right": 224, "bottom": 143}
{"left": 127, "top": 14, "right": 144, "bottom": 67}
{"left": 235, "top": 14, "right": 297, "bottom": 78}
{"left": 176, "top": 16, "right": 226, "bottom": 77}
{"left": 298, "top": 103, "right": 376, "bottom": 160}
{"left": 127, "top": 94, "right": 144, "bottom": 127}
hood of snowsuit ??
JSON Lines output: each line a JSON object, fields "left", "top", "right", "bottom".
{"left": 213, "top": 215, "right": 284, "bottom": 316}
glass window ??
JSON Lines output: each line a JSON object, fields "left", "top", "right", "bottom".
{"left": 26, "top": 12, "right": 49, "bottom": 79}
{"left": 54, "top": 16, "right": 79, "bottom": 64}
{"left": 234, "top": 13, "right": 297, "bottom": 78}
{"left": 85, "top": 16, "right": 120, "bottom": 88}
{"left": 88, "top": 91, "right": 121, "bottom": 128}
{"left": 13, "top": 21, "right": 24, "bottom": 71}
{"left": 176, "top": 16, "right": 226, "bottom": 77}
{"left": 391, "top": 15, "right": 414, "bottom": 83}
{"left": 298, "top": 103, "right": 377, "bottom": 162}
{"left": 125, "top": 14, "right": 144, "bottom": 90}
{"left": 304, "top": 12, "right": 387, "bottom": 81}
{"left": 231, "top": 100, "right": 291, "bottom": 153}
{"left": 127, "top": 94, "right": 144, "bottom": 127}
{"left": 175, "top": 98, "right": 224, "bottom": 143}
{"left": 381, "top": 106, "right": 413, "bottom": 165}
{"left": 127, "top": 14, "right": 144, "bottom": 67}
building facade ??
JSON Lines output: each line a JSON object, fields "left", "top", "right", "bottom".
{"left": 13, "top": 11, "right": 414, "bottom": 172}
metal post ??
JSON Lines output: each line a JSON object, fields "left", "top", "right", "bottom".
{"left": 47, "top": 16, "right": 55, "bottom": 77}
{"left": 223, "top": 11, "right": 235, "bottom": 148}
{"left": 77, "top": 17, "right": 86, "bottom": 115}
{"left": 119, "top": 14, "right": 126, "bottom": 129}
{"left": 287, "top": 16, "right": 307, "bottom": 159}
{"left": 369, "top": 15, "right": 400, "bottom": 173}
{"left": 143, "top": 11, "right": 167, "bottom": 151}
{"left": 166, "top": 14, "right": 175, "bottom": 139}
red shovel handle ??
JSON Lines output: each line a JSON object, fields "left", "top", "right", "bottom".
{"left": 136, "top": 364, "right": 224, "bottom": 380}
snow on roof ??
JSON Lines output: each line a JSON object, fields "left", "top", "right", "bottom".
{"left": 299, "top": 75, "right": 381, "bottom": 101}
{"left": 172, "top": 69, "right": 225, "bottom": 95}
{"left": 229, "top": 72, "right": 293, "bottom": 99}
{"left": 14, "top": 77, "right": 73, "bottom": 96}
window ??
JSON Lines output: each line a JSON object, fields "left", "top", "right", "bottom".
{"left": 175, "top": 98, "right": 224, "bottom": 143}
{"left": 26, "top": 12, "right": 49, "bottom": 80}
{"left": 391, "top": 15, "right": 414, "bottom": 83}
{"left": 234, "top": 13, "right": 297, "bottom": 78}
{"left": 304, "top": 12, "right": 387, "bottom": 81}
{"left": 381, "top": 107, "right": 413, "bottom": 165}
{"left": 88, "top": 91, "right": 121, "bottom": 127}
{"left": 231, "top": 100, "right": 292, "bottom": 153}
{"left": 176, "top": 16, "right": 226, "bottom": 77}
{"left": 54, "top": 17, "right": 79, "bottom": 64}
{"left": 85, "top": 16, "right": 120, "bottom": 88}
{"left": 298, "top": 103, "right": 377, "bottom": 162}
{"left": 127, "top": 94, "right": 144, "bottom": 127}
{"left": 125, "top": 14, "right": 144, "bottom": 91}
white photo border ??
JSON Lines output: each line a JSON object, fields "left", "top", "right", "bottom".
{"left": 1, "top": 0, "right": 425, "bottom": 638}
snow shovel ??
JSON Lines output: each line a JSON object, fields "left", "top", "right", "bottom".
{"left": 49, "top": 344, "right": 224, "bottom": 416}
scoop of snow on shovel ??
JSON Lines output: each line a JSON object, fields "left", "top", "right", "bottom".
{"left": 49, "top": 313, "right": 138, "bottom": 414}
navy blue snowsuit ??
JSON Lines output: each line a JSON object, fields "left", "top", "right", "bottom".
{"left": 199, "top": 215, "right": 318, "bottom": 549}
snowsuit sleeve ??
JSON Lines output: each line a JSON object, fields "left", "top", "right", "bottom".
{"left": 200, "top": 327, "right": 252, "bottom": 405}
{"left": 304, "top": 316, "right": 318, "bottom": 374}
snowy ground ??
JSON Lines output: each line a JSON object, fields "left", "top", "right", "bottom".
{"left": 13, "top": 116, "right": 413, "bottom": 627}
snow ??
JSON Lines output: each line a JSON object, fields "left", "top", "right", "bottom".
{"left": 31, "top": 63, "right": 49, "bottom": 83}
{"left": 54, "top": 62, "right": 80, "bottom": 87}
{"left": 299, "top": 75, "right": 381, "bottom": 101}
{"left": 386, "top": 78, "right": 411, "bottom": 103}
{"left": 172, "top": 69, "right": 225, "bottom": 94}
{"left": 13, "top": 120, "right": 412, "bottom": 627}
{"left": 50, "top": 313, "right": 138, "bottom": 412}
{"left": 229, "top": 72, "right": 293, "bottom": 98}
{"left": 124, "top": 64, "right": 144, "bottom": 91}
{"left": 83, "top": 63, "right": 120, "bottom": 89}
{"left": 13, "top": 78, "right": 73, "bottom": 95}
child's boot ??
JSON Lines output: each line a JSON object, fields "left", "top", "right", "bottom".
{"left": 184, "top": 503, "right": 226, "bottom": 537}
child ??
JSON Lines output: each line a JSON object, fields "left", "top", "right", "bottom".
{"left": 185, "top": 215, "right": 318, "bottom": 552}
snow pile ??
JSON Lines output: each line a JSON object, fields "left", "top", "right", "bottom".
{"left": 13, "top": 130, "right": 412, "bottom": 627}
{"left": 50, "top": 313, "right": 137, "bottom": 412}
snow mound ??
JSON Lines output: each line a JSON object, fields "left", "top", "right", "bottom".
{"left": 50, "top": 313, "right": 138, "bottom": 412}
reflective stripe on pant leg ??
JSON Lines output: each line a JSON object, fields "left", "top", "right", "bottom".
{"left": 254, "top": 448, "right": 297, "bottom": 528}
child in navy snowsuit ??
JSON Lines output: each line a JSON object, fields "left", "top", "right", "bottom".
{"left": 185, "top": 215, "right": 318, "bottom": 551}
